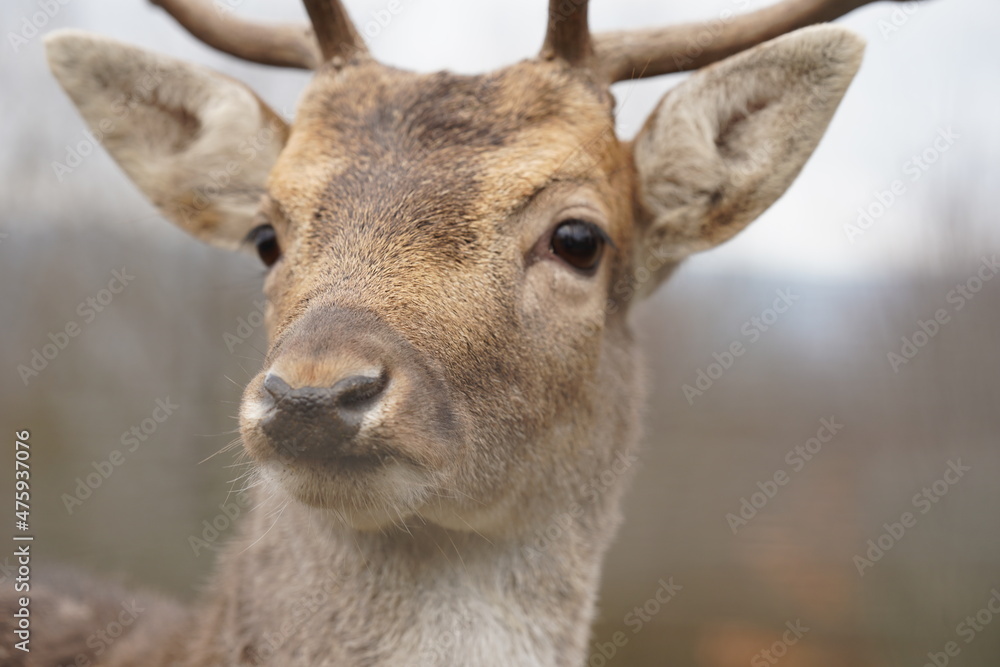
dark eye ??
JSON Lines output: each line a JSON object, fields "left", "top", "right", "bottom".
{"left": 247, "top": 224, "right": 281, "bottom": 268}
{"left": 550, "top": 219, "right": 607, "bottom": 272}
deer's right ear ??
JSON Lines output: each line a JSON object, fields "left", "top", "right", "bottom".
{"left": 45, "top": 30, "right": 288, "bottom": 249}
{"left": 631, "top": 25, "right": 864, "bottom": 292}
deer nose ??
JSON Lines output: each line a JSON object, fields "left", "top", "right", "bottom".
{"left": 259, "top": 370, "right": 388, "bottom": 462}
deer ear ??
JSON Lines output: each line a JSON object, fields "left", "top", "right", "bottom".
{"left": 45, "top": 30, "right": 288, "bottom": 249}
{"left": 632, "top": 25, "right": 864, "bottom": 288}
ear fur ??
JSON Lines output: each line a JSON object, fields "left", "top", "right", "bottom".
{"left": 46, "top": 29, "right": 288, "bottom": 248}
{"left": 632, "top": 24, "right": 865, "bottom": 289}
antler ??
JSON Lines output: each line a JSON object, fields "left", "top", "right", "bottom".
{"left": 151, "top": 0, "right": 920, "bottom": 76}
{"left": 149, "top": 0, "right": 365, "bottom": 69}
{"left": 592, "top": 0, "right": 924, "bottom": 82}
{"left": 541, "top": 0, "right": 592, "bottom": 65}
{"left": 540, "top": 0, "right": 923, "bottom": 82}
{"left": 149, "top": 0, "right": 320, "bottom": 69}
{"left": 302, "top": 0, "right": 367, "bottom": 62}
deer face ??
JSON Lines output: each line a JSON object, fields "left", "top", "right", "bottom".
{"left": 239, "top": 61, "right": 636, "bottom": 529}
{"left": 47, "top": 6, "right": 864, "bottom": 532}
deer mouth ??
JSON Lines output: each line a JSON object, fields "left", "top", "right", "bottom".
{"left": 251, "top": 441, "right": 436, "bottom": 529}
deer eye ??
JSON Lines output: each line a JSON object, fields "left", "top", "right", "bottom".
{"left": 247, "top": 224, "right": 281, "bottom": 268}
{"left": 550, "top": 219, "right": 607, "bottom": 272}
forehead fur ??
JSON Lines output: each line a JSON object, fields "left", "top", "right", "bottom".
{"left": 268, "top": 60, "right": 622, "bottom": 247}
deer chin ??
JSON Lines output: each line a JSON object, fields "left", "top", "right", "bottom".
{"left": 255, "top": 455, "right": 433, "bottom": 530}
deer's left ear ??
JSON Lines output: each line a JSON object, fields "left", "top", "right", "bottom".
{"left": 631, "top": 25, "right": 864, "bottom": 288}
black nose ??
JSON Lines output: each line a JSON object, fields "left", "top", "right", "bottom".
{"left": 260, "top": 371, "right": 388, "bottom": 462}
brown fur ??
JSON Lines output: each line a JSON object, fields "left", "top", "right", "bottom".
{"left": 21, "top": 21, "right": 865, "bottom": 667}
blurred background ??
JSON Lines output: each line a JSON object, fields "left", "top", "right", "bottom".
{"left": 1, "top": 0, "right": 998, "bottom": 665}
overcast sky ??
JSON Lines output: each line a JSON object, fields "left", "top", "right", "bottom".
{"left": 2, "top": 0, "right": 997, "bottom": 279}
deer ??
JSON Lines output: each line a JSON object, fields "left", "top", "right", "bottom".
{"left": 2, "top": 0, "right": 927, "bottom": 665}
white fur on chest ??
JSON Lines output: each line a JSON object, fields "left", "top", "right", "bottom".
{"left": 247, "top": 573, "right": 562, "bottom": 666}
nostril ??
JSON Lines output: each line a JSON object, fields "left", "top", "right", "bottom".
{"left": 260, "top": 369, "right": 386, "bottom": 410}
{"left": 256, "top": 368, "right": 388, "bottom": 463}
{"left": 263, "top": 372, "right": 292, "bottom": 400}
{"left": 331, "top": 372, "right": 388, "bottom": 409}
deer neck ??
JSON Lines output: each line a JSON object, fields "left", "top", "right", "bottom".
{"left": 192, "top": 472, "right": 632, "bottom": 667}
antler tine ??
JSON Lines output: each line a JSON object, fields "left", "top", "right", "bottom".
{"left": 593, "top": 0, "right": 922, "bottom": 83}
{"left": 302, "top": 0, "right": 368, "bottom": 63}
{"left": 150, "top": 0, "right": 321, "bottom": 69}
{"left": 540, "top": 0, "right": 592, "bottom": 65}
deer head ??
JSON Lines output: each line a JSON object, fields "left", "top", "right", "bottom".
{"left": 46, "top": 0, "right": 869, "bottom": 537}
